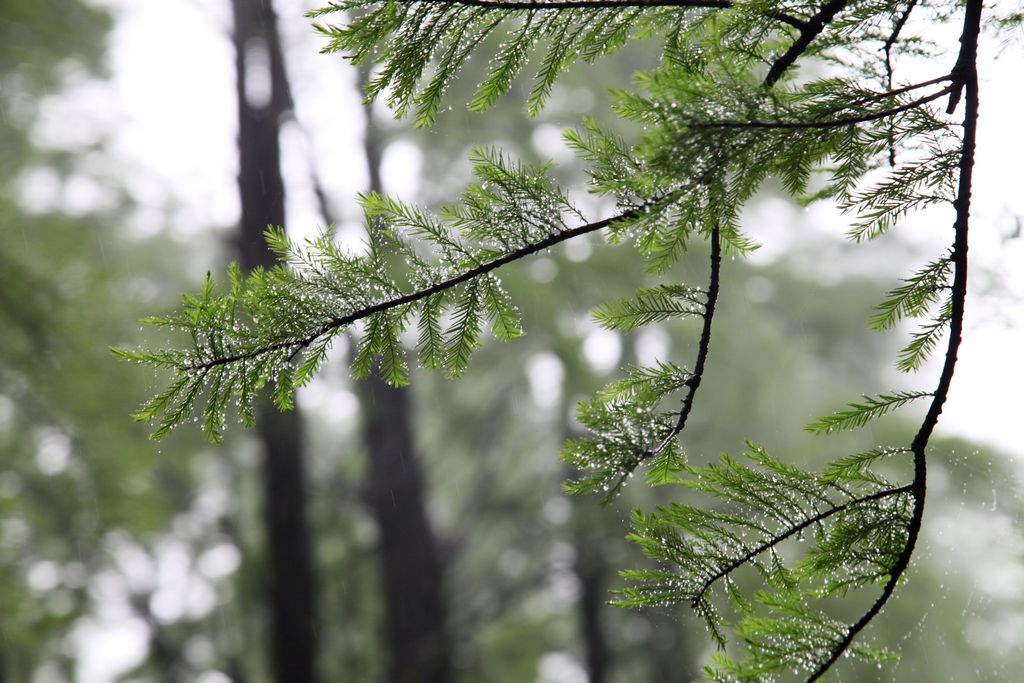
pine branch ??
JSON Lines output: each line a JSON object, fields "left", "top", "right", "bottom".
{"left": 895, "top": 301, "right": 951, "bottom": 372}
{"left": 615, "top": 441, "right": 916, "bottom": 664}
{"left": 847, "top": 74, "right": 953, "bottom": 108}
{"left": 594, "top": 284, "right": 707, "bottom": 331}
{"left": 126, "top": 1, "right": 992, "bottom": 678}
{"left": 806, "top": 391, "right": 933, "bottom": 433}
{"left": 684, "top": 84, "right": 952, "bottom": 131}
{"left": 881, "top": 0, "right": 919, "bottom": 164}
{"left": 651, "top": 227, "right": 720, "bottom": 452}
{"left": 314, "top": 0, "right": 806, "bottom": 25}
{"left": 843, "top": 149, "right": 960, "bottom": 243}
{"left": 312, "top": 0, "right": 805, "bottom": 123}
{"left": 596, "top": 361, "right": 693, "bottom": 405}
{"left": 427, "top": 0, "right": 808, "bottom": 29}
{"left": 869, "top": 257, "right": 952, "bottom": 331}
{"left": 822, "top": 446, "right": 911, "bottom": 484}
{"left": 691, "top": 483, "right": 913, "bottom": 608}
{"left": 807, "top": 1, "right": 982, "bottom": 677}
{"left": 122, "top": 147, "right": 672, "bottom": 439}
{"left": 567, "top": 228, "right": 721, "bottom": 500}
{"left": 181, "top": 210, "right": 632, "bottom": 374}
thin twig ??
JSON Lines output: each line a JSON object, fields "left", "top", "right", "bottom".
{"left": 607, "top": 226, "right": 721, "bottom": 495}
{"left": 684, "top": 84, "right": 952, "bottom": 131}
{"left": 882, "top": 0, "right": 919, "bottom": 164}
{"left": 882, "top": 0, "right": 918, "bottom": 88}
{"left": 397, "top": 0, "right": 807, "bottom": 29}
{"left": 847, "top": 73, "right": 952, "bottom": 108}
{"left": 663, "top": 226, "right": 721, "bottom": 447}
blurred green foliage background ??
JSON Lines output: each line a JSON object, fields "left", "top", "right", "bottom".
{"left": 1, "top": 1, "right": 1022, "bottom": 682}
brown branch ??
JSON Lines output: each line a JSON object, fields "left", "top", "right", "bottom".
{"left": 692, "top": 483, "right": 915, "bottom": 608}
{"left": 882, "top": 0, "right": 918, "bottom": 89}
{"left": 880, "top": 0, "right": 921, "bottom": 80}
{"left": 806, "top": 0, "right": 982, "bottom": 679}
{"left": 847, "top": 73, "right": 952, "bottom": 109}
{"left": 406, "top": 0, "right": 807, "bottom": 29}
{"left": 882, "top": 0, "right": 919, "bottom": 165}
{"left": 663, "top": 226, "right": 721, "bottom": 445}
{"left": 605, "top": 226, "right": 721, "bottom": 497}
{"left": 183, "top": 210, "right": 636, "bottom": 372}
{"left": 764, "top": 0, "right": 849, "bottom": 87}
{"left": 426, "top": 0, "right": 731, "bottom": 7}
{"left": 684, "top": 84, "right": 953, "bottom": 131}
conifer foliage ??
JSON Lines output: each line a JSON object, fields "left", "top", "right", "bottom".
{"left": 119, "top": 0, "right": 1007, "bottom": 679}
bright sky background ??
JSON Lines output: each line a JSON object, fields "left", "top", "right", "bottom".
{"left": 33, "top": 2, "right": 1024, "bottom": 678}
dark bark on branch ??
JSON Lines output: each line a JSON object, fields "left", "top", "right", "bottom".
{"left": 883, "top": 0, "right": 918, "bottom": 94}
{"left": 882, "top": 0, "right": 919, "bottom": 164}
{"left": 847, "top": 74, "right": 952, "bottom": 108}
{"left": 232, "top": 2, "right": 319, "bottom": 682}
{"left": 424, "top": 0, "right": 731, "bottom": 7}
{"left": 670, "top": 226, "right": 720, "bottom": 441}
{"left": 395, "top": 0, "right": 807, "bottom": 29}
{"left": 764, "top": 0, "right": 850, "bottom": 87}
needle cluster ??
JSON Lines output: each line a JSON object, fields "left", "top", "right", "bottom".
{"left": 120, "top": 0, "right": 1007, "bottom": 678}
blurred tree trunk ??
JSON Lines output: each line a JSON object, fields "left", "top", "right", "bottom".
{"left": 561, "top": 378, "right": 612, "bottom": 683}
{"left": 647, "top": 610, "right": 697, "bottom": 683}
{"left": 359, "top": 374, "right": 452, "bottom": 683}
{"left": 231, "top": 1, "right": 319, "bottom": 682}
{"left": 356, "top": 74, "right": 453, "bottom": 683}
{"left": 574, "top": 535, "right": 609, "bottom": 683}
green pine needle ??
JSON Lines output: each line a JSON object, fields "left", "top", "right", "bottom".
{"left": 806, "top": 391, "right": 933, "bottom": 434}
